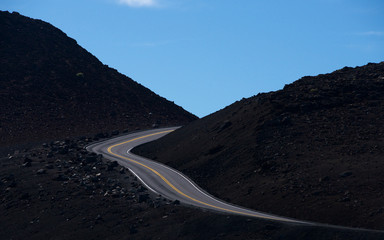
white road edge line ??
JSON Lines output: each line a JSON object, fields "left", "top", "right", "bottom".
{"left": 127, "top": 167, "right": 159, "bottom": 195}
{"left": 126, "top": 148, "right": 243, "bottom": 211}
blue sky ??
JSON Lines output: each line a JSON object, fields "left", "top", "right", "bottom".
{"left": 2, "top": 0, "right": 384, "bottom": 117}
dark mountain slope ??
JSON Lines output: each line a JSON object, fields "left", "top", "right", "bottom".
{"left": 0, "top": 11, "right": 197, "bottom": 148}
{"left": 2, "top": 142, "right": 382, "bottom": 240}
{"left": 133, "top": 62, "right": 384, "bottom": 229}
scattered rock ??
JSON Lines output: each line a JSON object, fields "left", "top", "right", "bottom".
{"left": 45, "top": 164, "right": 54, "bottom": 169}
{"left": 22, "top": 162, "right": 31, "bottom": 167}
{"left": 138, "top": 194, "right": 149, "bottom": 203}
{"left": 319, "top": 176, "right": 330, "bottom": 182}
{"left": 95, "top": 214, "right": 103, "bottom": 222}
{"left": 85, "top": 154, "right": 97, "bottom": 163}
{"left": 36, "top": 169, "right": 46, "bottom": 175}
{"left": 107, "top": 161, "right": 118, "bottom": 171}
{"left": 339, "top": 171, "right": 353, "bottom": 178}
{"left": 53, "top": 174, "right": 69, "bottom": 181}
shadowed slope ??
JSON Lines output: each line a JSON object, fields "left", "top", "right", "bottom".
{"left": 133, "top": 62, "right": 384, "bottom": 229}
{"left": 0, "top": 11, "right": 197, "bottom": 147}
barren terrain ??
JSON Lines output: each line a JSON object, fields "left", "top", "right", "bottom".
{"left": 134, "top": 62, "right": 384, "bottom": 230}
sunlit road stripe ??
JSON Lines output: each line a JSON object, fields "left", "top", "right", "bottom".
{"left": 107, "top": 130, "right": 302, "bottom": 223}
{"left": 127, "top": 167, "right": 159, "bottom": 195}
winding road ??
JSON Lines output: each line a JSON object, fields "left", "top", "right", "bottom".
{"left": 87, "top": 127, "right": 309, "bottom": 225}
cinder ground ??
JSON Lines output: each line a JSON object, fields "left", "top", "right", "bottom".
{"left": 1, "top": 134, "right": 383, "bottom": 239}
{"left": 134, "top": 62, "right": 384, "bottom": 230}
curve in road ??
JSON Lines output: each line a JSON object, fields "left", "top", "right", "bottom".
{"left": 87, "top": 127, "right": 311, "bottom": 225}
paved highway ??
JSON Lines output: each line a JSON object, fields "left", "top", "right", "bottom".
{"left": 87, "top": 127, "right": 310, "bottom": 225}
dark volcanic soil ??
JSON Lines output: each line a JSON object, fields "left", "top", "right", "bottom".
{"left": 1, "top": 134, "right": 383, "bottom": 240}
{"left": 0, "top": 11, "right": 197, "bottom": 149}
{"left": 133, "top": 62, "right": 384, "bottom": 230}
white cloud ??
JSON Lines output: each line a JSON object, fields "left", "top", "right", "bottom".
{"left": 118, "top": 0, "right": 158, "bottom": 7}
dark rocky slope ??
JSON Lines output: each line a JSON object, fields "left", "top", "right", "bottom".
{"left": 1, "top": 136, "right": 382, "bottom": 239}
{"left": 133, "top": 62, "right": 384, "bottom": 230}
{"left": 0, "top": 11, "right": 197, "bottom": 149}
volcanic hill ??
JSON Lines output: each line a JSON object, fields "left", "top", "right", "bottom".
{"left": 133, "top": 62, "right": 384, "bottom": 229}
{"left": 0, "top": 11, "right": 197, "bottom": 149}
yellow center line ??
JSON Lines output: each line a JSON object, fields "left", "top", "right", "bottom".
{"left": 107, "top": 129, "right": 299, "bottom": 223}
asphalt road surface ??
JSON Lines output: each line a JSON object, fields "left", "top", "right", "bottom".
{"left": 87, "top": 127, "right": 309, "bottom": 225}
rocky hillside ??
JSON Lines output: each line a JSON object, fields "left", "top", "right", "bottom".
{"left": 2, "top": 135, "right": 381, "bottom": 239}
{"left": 0, "top": 11, "right": 197, "bottom": 148}
{"left": 133, "top": 62, "right": 384, "bottom": 230}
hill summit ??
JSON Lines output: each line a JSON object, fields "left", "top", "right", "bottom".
{"left": 0, "top": 11, "right": 197, "bottom": 148}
